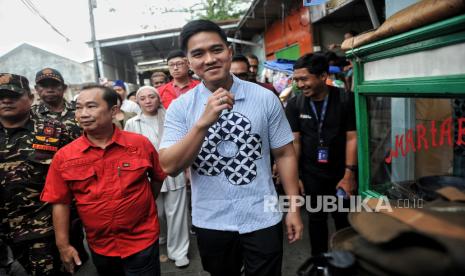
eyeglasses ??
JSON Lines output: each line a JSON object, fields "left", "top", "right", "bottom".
{"left": 168, "top": 61, "right": 186, "bottom": 69}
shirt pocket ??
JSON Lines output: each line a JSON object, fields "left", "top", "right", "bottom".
{"left": 117, "top": 158, "right": 152, "bottom": 196}
{"left": 61, "top": 166, "right": 97, "bottom": 203}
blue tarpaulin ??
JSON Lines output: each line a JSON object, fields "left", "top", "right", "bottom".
{"left": 263, "top": 59, "right": 295, "bottom": 74}
{"left": 303, "top": 0, "right": 328, "bottom": 7}
{"left": 329, "top": 65, "right": 341, "bottom": 74}
{"left": 264, "top": 59, "right": 342, "bottom": 75}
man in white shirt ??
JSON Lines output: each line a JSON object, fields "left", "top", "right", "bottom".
{"left": 159, "top": 19, "right": 303, "bottom": 276}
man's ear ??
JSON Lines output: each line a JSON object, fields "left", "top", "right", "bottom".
{"left": 319, "top": 72, "right": 328, "bottom": 82}
{"left": 110, "top": 105, "right": 119, "bottom": 118}
{"left": 228, "top": 46, "right": 233, "bottom": 61}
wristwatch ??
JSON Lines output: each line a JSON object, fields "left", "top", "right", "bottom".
{"left": 345, "top": 165, "right": 358, "bottom": 172}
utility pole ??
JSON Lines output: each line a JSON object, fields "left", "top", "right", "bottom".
{"left": 89, "top": 0, "right": 101, "bottom": 82}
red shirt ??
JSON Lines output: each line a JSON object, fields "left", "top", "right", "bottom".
{"left": 158, "top": 78, "right": 200, "bottom": 109}
{"left": 41, "top": 127, "right": 166, "bottom": 257}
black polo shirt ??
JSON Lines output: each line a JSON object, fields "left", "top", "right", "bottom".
{"left": 285, "top": 86, "right": 356, "bottom": 180}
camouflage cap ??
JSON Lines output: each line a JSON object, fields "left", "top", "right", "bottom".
{"left": 0, "top": 73, "right": 31, "bottom": 94}
{"left": 35, "top": 68, "right": 64, "bottom": 84}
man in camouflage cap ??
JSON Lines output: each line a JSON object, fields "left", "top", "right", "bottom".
{"left": 32, "top": 68, "right": 81, "bottom": 139}
{"left": 0, "top": 73, "right": 73, "bottom": 275}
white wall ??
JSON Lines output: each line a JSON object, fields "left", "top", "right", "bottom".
{"left": 0, "top": 45, "right": 94, "bottom": 85}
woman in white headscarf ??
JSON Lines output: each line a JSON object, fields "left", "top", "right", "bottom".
{"left": 125, "top": 86, "right": 190, "bottom": 267}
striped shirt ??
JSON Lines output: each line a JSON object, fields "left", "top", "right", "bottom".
{"left": 160, "top": 75, "right": 293, "bottom": 233}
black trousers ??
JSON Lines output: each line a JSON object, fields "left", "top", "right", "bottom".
{"left": 194, "top": 222, "right": 283, "bottom": 276}
{"left": 301, "top": 174, "right": 350, "bottom": 256}
{"left": 90, "top": 241, "right": 160, "bottom": 276}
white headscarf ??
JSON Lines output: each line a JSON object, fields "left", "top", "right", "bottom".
{"left": 135, "top": 85, "right": 166, "bottom": 143}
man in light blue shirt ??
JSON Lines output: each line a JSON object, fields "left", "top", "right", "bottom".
{"left": 159, "top": 19, "right": 303, "bottom": 276}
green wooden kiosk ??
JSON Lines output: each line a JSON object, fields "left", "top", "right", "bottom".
{"left": 346, "top": 14, "right": 465, "bottom": 198}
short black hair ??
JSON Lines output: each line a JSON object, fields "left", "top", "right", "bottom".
{"left": 324, "top": 51, "right": 339, "bottom": 63}
{"left": 80, "top": 84, "right": 118, "bottom": 110}
{"left": 293, "top": 53, "right": 329, "bottom": 76}
{"left": 246, "top": 54, "right": 258, "bottom": 62}
{"left": 127, "top": 91, "right": 137, "bottom": 99}
{"left": 180, "top": 19, "right": 228, "bottom": 53}
{"left": 166, "top": 50, "right": 186, "bottom": 61}
{"left": 232, "top": 54, "right": 250, "bottom": 69}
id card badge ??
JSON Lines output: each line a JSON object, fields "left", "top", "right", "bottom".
{"left": 317, "top": 147, "right": 329, "bottom": 163}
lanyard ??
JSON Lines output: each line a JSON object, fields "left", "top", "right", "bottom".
{"left": 309, "top": 95, "right": 329, "bottom": 145}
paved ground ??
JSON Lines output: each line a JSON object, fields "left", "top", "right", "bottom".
{"left": 76, "top": 187, "right": 340, "bottom": 275}
{"left": 76, "top": 208, "right": 336, "bottom": 276}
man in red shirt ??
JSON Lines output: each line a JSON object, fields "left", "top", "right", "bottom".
{"left": 158, "top": 50, "right": 200, "bottom": 109}
{"left": 41, "top": 85, "right": 166, "bottom": 276}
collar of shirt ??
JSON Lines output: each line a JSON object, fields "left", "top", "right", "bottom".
{"left": 37, "top": 100, "right": 74, "bottom": 115}
{"left": 198, "top": 74, "right": 246, "bottom": 105}
{"left": 0, "top": 113, "right": 35, "bottom": 132}
{"left": 132, "top": 112, "right": 160, "bottom": 121}
{"left": 172, "top": 78, "right": 199, "bottom": 88}
{"left": 132, "top": 113, "right": 143, "bottom": 122}
{"left": 171, "top": 79, "right": 199, "bottom": 96}
{"left": 172, "top": 80, "right": 189, "bottom": 90}
{"left": 77, "top": 126, "right": 127, "bottom": 152}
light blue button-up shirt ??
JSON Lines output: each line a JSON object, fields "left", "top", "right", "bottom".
{"left": 160, "top": 75, "right": 293, "bottom": 233}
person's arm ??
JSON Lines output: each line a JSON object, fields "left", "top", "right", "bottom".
{"left": 272, "top": 143, "right": 304, "bottom": 243}
{"left": 159, "top": 88, "right": 234, "bottom": 175}
{"left": 145, "top": 139, "right": 167, "bottom": 200}
{"left": 40, "top": 152, "right": 80, "bottom": 273}
{"left": 53, "top": 204, "right": 81, "bottom": 274}
{"left": 285, "top": 98, "right": 304, "bottom": 195}
{"left": 159, "top": 123, "right": 209, "bottom": 176}
{"left": 336, "top": 130, "right": 357, "bottom": 195}
{"left": 292, "top": 132, "right": 301, "bottom": 165}
{"left": 291, "top": 132, "right": 305, "bottom": 195}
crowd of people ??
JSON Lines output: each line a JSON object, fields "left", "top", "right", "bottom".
{"left": 0, "top": 19, "right": 356, "bottom": 276}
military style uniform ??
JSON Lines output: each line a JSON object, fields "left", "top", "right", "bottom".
{"left": 32, "top": 67, "right": 82, "bottom": 140}
{"left": 32, "top": 101, "right": 81, "bottom": 140}
{"left": 0, "top": 73, "right": 73, "bottom": 275}
{"left": 0, "top": 113, "right": 71, "bottom": 275}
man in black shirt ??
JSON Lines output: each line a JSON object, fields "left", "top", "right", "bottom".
{"left": 285, "top": 53, "right": 357, "bottom": 256}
